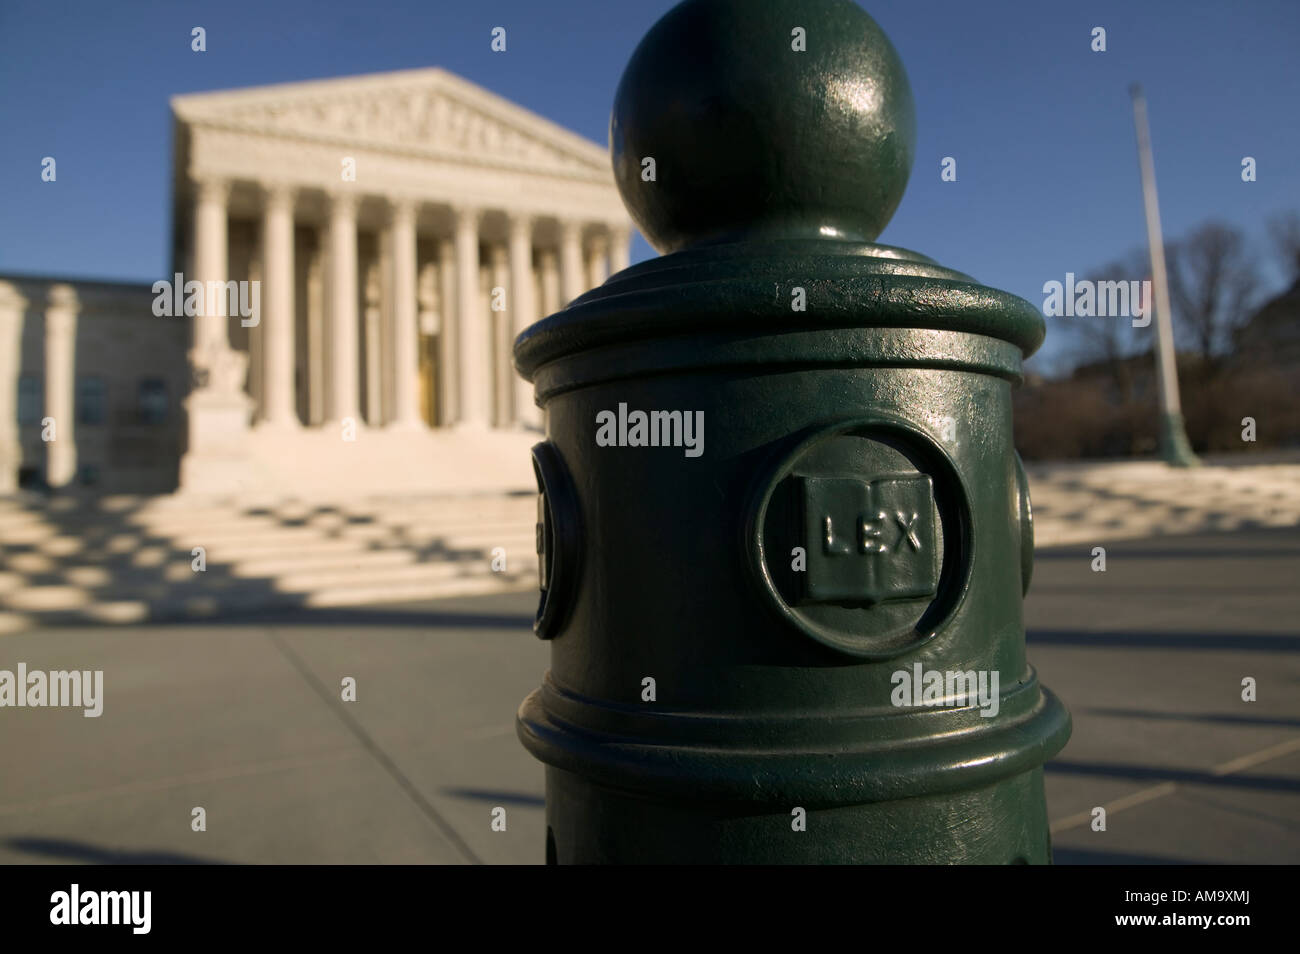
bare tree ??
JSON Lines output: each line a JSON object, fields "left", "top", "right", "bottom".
{"left": 1165, "top": 222, "right": 1260, "bottom": 369}
{"left": 1267, "top": 211, "right": 1300, "bottom": 283}
{"left": 1050, "top": 252, "right": 1147, "bottom": 403}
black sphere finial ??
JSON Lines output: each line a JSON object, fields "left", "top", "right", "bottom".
{"left": 610, "top": 0, "right": 916, "bottom": 254}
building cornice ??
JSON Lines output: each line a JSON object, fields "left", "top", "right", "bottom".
{"left": 171, "top": 67, "right": 614, "bottom": 186}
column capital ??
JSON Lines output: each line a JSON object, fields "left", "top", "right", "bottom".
{"left": 262, "top": 182, "right": 298, "bottom": 212}
{"left": 507, "top": 212, "right": 535, "bottom": 237}
{"left": 388, "top": 196, "right": 418, "bottom": 225}
{"left": 559, "top": 219, "right": 585, "bottom": 241}
{"left": 328, "top": 188, "right": 361, "bottom": 217}
{"left": 0, "top": 280, "right": 27, "bottom": 311}
{"left": 586, "top": 233, "right": 609, "bottom": 254}
{"left": 45, "top": 285, "right": 78, "bottom": 339}
{"left": 47, "top": 283, "right": 79, "bottom": 311}
{"left": 195, "top": 178, "right": 232, "bottom": 206}
{"left": 451, "top": 204, "right": 482, "bottom": 229}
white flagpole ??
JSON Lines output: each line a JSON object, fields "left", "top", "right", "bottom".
{"left": 1130, "top": 83, "right": 1198, "bottom": 466}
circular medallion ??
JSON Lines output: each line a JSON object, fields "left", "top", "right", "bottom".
{"left": 531, "top": 442, "right": 581, "bottom": 640}
{"left": 746, "top": 415, "right": 973, "bottom": 659}
{"left": 1015, "top": 450, "right": 1034, "bottom": 596}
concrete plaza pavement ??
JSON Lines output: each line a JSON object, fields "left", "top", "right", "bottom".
{"left": 1032, "top": 526, "right": 1299, "bottom": 864}
{"left": 0, "top": 526, "right": 1295, "bottom": 864}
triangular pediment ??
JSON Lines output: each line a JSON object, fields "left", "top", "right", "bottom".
{"left": 171, "top": 68, "right": 611, "bottom": 181}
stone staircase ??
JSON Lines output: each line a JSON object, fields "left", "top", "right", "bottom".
{"left": 0, "top": 492, "right": 539, "bottom": 632}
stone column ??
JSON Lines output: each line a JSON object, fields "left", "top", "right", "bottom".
{"left": 246, "top": 253, "right": 264, "bottom": 417}
{"left": 260, "top": 185, "right": 297, "bottom": 428}
{"left": 389, "top": 198, "right": 422, "bottom": 428}
{"left": 610, "top": 225, "right": 632, "bottom": 273}
{"left": 306, "top": 237, "right": 325, "bottom": 426}
{"left": 537, "top": 250, "right": 562, "bottom": 436}
{"left": 193, "top": 178, "right": 232, "bottom": 356}
{"left": 327, "top": 190, "right": 360, "bottom": 426}
{"left": 453, "top": 206, "right": 490, "bottom": 428}
{"left": 0, "top": 282, "right": 26, "bottom": 493}
{"left": 586, "top": 234, "right": 610, "bottom": 288}
{"left": 378, "top": 228, "right": 394, "bottom": 423}
{"left": 363, "top": 262, "right": 383, "bottom": 426}
{"left": 489, "top": 244, "right": 511, "bottom": 427}
{"left": 416, "top": 259, "right": 438, "bottom": 424}
{"left": 44, "top": 284, "right": 78, "bottom": 489}
{"left": 181, "top": 179, "right": 253, "bottom": 493}
{"left": 539, "top": 249, "right": 562, "bottom": 318}
{"left": 508, "top": 214, "right": 540, "bottom": 428}
{"left": 559, "top": 220, "right": 585, "bottom": 305}
{"left": 437, "top": 238, "right": 458, "bottom": 426}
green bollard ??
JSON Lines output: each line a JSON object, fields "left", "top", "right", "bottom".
{"left": 515, "top": 0, "right": 1070, "bottom": 864}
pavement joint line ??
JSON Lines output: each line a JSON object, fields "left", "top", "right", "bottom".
{"left": 1049, "top": 734, "right": 1300, "bottom": 835}
{"left": 264, "top": 626, "right": 484, "bottom": 865}
{"left": 0, "top": 748, "right": 369, "bottom": 817}
{"left": 460, "top": 723, "right": 519, "bottom": 742}
{"left": 1210, "top": 735, "right": 1300, "bottom": 776}
{"left": 1050, "top": 783, "right": 1178, "bottom": 835}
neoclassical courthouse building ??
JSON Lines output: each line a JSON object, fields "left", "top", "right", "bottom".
{"left": 0, "top": 68, "right": 630, "bottom": 496}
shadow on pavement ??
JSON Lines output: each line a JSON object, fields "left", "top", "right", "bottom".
{"left": 1031, "top": 584, "right": 1294, "bottom": 596}
{"left": 1053, "top": 847, "right": 1208, "bottom": 865}
{"left": 442, "top": 788, "right": 545, "bottom": 807}
{"left": 1036, "top": 545, "right": 1300, "bottom": 560}
{"left": 1028, "top": 630, "right": 1300, "bottom": 652}
{"left": 1084, "top": 707, "right": 1300, "bottom": 729}
{"left": 6, "top": 836, "right": 229, "bottom": 865}
{"left": 1047, "top": 760, "right": 1300, "bottom": 794}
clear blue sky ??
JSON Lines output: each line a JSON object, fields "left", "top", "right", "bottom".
{"left": 2, "top": 0, "right": 1297, "bottom": 371}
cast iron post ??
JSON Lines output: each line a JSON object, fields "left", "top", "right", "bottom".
{"left": 515, "top": 0, "right": 1070, "bottom": 864}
